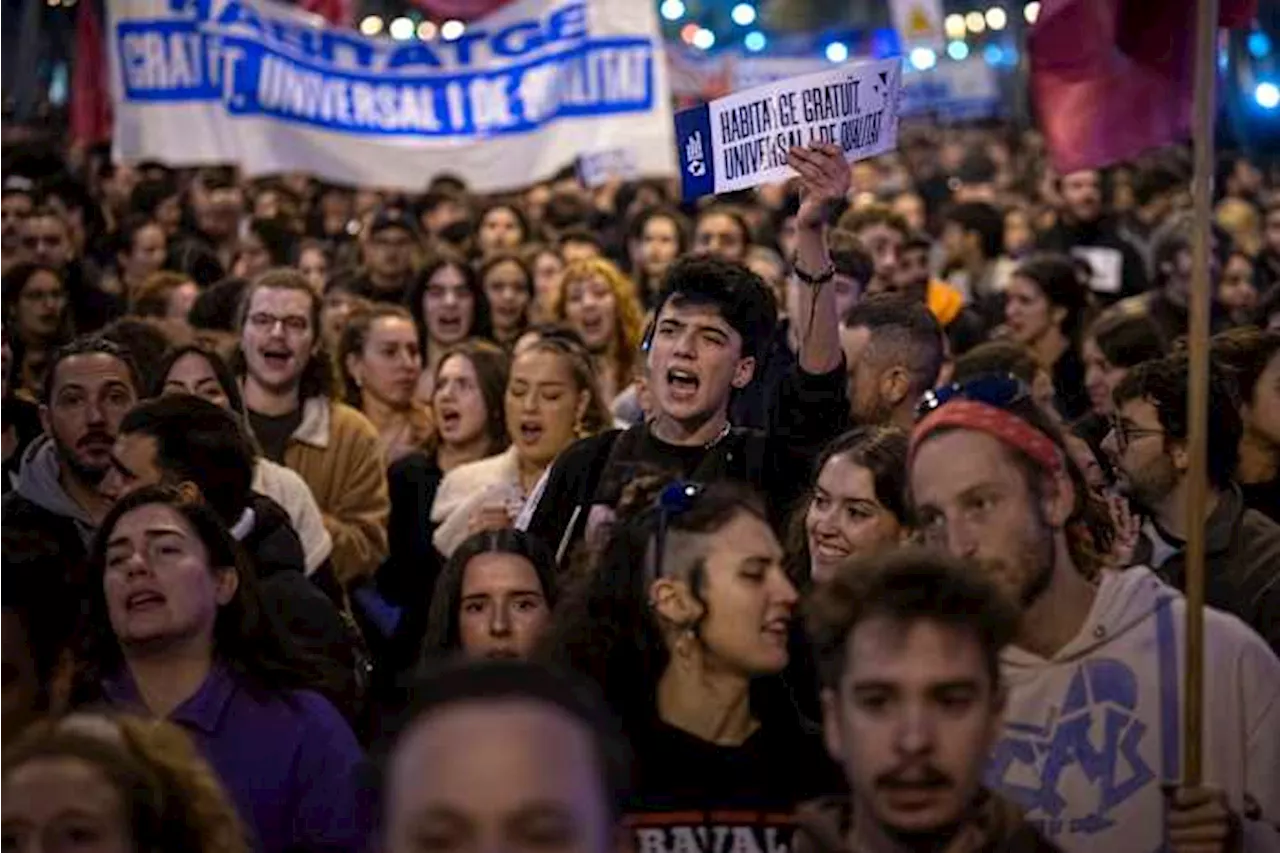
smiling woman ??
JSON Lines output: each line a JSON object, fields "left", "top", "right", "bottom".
{"left": 793, "top": 426, "right": 909, "bottom": 585}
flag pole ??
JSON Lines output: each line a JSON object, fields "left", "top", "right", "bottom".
{"left": 1183, "top": 0, "right": 1218, "bottom": 788}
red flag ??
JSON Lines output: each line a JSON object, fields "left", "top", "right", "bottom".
{"left": 406, "top": 0, "right": 515, "bottom": 21}
{"left": 70, "top": 0, "right": 112, "bottom": 147}
{"left": 1030, "top": 0, "right": 1256, "bottom": 174}
{"left": 299, "top": 0, "right": 353, "bottom": 28}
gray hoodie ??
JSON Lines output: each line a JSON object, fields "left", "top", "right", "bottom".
{"left": 11, "top": 435, "right": 98, "bottom": 547}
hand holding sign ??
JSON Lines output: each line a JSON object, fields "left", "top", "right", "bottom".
{"left": 674, "top": 57, "right": 901, "bottom": 200}
{"left": 788, "top": 142, "right": 851, "bottom": 231}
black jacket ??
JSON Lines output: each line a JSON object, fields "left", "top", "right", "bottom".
{"left": 1038, "top": 217, "right": 1147, "bottom": 303}
{"left": 525, "top": 363, "right": 849, "bottom": 562}
{"left": 1133, "top": 484, "right": 1280, "bottom": 655}
{"left": 239, "top": 495, "right": 369, "bottom": 728}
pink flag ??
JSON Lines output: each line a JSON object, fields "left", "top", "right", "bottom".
{"left": 1030, "top": 0, "right": 1256, "bottom": 174}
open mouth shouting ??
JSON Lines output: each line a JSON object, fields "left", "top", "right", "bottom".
{"left": 579, "top": 312, "right": 607, "bottom": 345}
{"left": 517, "top": 418, "right": 545, "bottom": 447}
{"left": 434, "top": 311, "right": 466, "bottom": 342}
{"left": 664, "top": 367, "right": 701, "bottom": 403}
{"left": 258, "top": 344, "right": 296, "bottom": 375}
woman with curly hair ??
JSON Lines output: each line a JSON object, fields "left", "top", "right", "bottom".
{"left": 3, "top": 713, "right": 249, "bottom": 853}
{"left": 553, "top": 257, "right": 645, "bottom": 404}
{"left": 537, "top": 480, "right": 842, "bottom": 849}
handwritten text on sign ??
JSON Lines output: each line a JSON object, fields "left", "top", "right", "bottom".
{"left": 674, "top": 57, "right": 902, "bottom": 199}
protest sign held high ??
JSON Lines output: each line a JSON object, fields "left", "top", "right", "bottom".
{"left": 108, "top": 0, "right": 675, "bottom": 191}
{"left": 673, "top": 57, "right": 901, "bottom": 200}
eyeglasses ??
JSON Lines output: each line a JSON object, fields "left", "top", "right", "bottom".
{"left": 650, "top": 481, "right": 704, "bottom": 581}
{"left": 248, "top": 312, "right": 310, "bottom": 335}
{"left": 915, "top": 372, "right": 1029, "bottom": 421}
{"left": 1108, "top": 417, "right": 1164, "bottom": 451}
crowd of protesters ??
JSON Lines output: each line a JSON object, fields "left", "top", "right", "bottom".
{"left": 2, "top": 120, "right": 1280, "bottom": 853}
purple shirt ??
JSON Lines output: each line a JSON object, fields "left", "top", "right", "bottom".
{"left": 104, "top": 663, "right": 370, "bottom": 853}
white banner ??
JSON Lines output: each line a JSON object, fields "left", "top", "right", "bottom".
{"left": 108, "top": 0, "right": 676, "bottom": 192}
{"left": 673, "top": 57, "right": 902, "bottom": 199}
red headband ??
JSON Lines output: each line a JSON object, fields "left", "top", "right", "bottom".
{"left": 909, "top": 400, "right": 1063, "bottom": 474}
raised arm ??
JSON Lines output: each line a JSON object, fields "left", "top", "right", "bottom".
{"left": 786, "top": 142, "right": 851, "bottom": 376}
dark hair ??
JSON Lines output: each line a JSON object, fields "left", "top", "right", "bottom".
{"left": 655, "top": 255, "right": 778, "bottom": 361}
{"left": 826, "top": 229, "right": 875, "bottom": 283}
{"left": 557, "top": 226, "right": 605, "bottom": 254}
{"left": 429, "top": 340, "right": 511, "bottom": 457}
{"left": 628, "top": 205, "right": 691, "bottom": 256}
{"left": 244, "top": 217, "right": 299, "bottom": 267}
{"left": 694, "top": 204, "right": 753, "bottom": 248}
{"left": 406, "top": 250, "right": 492, "bottom": 354}
{"left": 1, "top": 553, "right": 58, "bottom": 717}
{"left": 118, "top": 396, "right": 256, "bottom": 525}
{"left": 954, "top": 340, "right": 1040, "bottom": 388}
{"left": 42, "top": 334, "right": 143, "bottom": 406}
{"left": 188, "top": 277, "right": 249, "bottom": 332}
{"left": 1130, "top": 161, "right": 1182, "bottom": 208}
{"left": 479, "top": 252, "right": 535, "bottom": 340}
{"left": 2, "top": 261, "right": 73, "bottom": 344}
{"left": 805, "top": 546, "right": 1018, "bottom": 692}
{"left": 129, "top": 175, "right": 181, "bottom": 218}
{"left": 1086, "top": 311, "right": 1167, "bottom": 368}
{"left": 1260, "top": 283, "right": 1280, "bottom": 327}
{"left": 944, "top": 202, "right": 1004, "bottom": 260}
{"left": 337, "top": 303, "right": 418, "bottom": 408}
{"left": 114, "top": 214, "right": 163, "bottom": 261}
{"left": 816, "top": 426, "right": 909, "bottom": 523}
{"left": 537, "top": 481, "right": 771, "bottom": 728}
{"left": 478, "top": 202, "right": 530, "bottom": 245}
{"left": 542, "top": 192, "right": 592, "bottom": 233}
{"left": 372, "top": 658, "right": 632, "bottom": 827}
{"left": 421, "top": 529, "right": 559, "bottom": 655}
{"left": 842, "top": 294, "right": 945, "bottom": 398}
{"left": 1013, "top": 253, "right": 1091, "bottom": 342}
{"left": 787, "top": 427, "right": 909, "bottom": 581}
{"left": 1210, "top": 327, "right": 1280, "bottom": 407}
{"left": 1113, "top": 355, "right": 1242, "bottom": 490}
{"left": 100, "top": 318, "right": 180, "bottom": 394}
{"left": 232, "top": 268, "right": 336, "bottom": 401}
{"left": 154, "top": 345, "right": 247, "bottom": 418}
{"left": 76, "top": 485, "right": 328, "bottom": 701}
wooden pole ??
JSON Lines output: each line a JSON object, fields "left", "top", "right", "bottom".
{"left": 1183, "top": 0, "right": 1218, "bottom": 788}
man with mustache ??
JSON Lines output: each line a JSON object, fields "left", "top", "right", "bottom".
{"left": 0, "top": 335, "right": 140, "bottom": 581}
{"left": 799, "top": 548, "right": 1058, "bottom": 853}
{"left": 907, "top": 377, "right": 1280, "bottom": 852}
